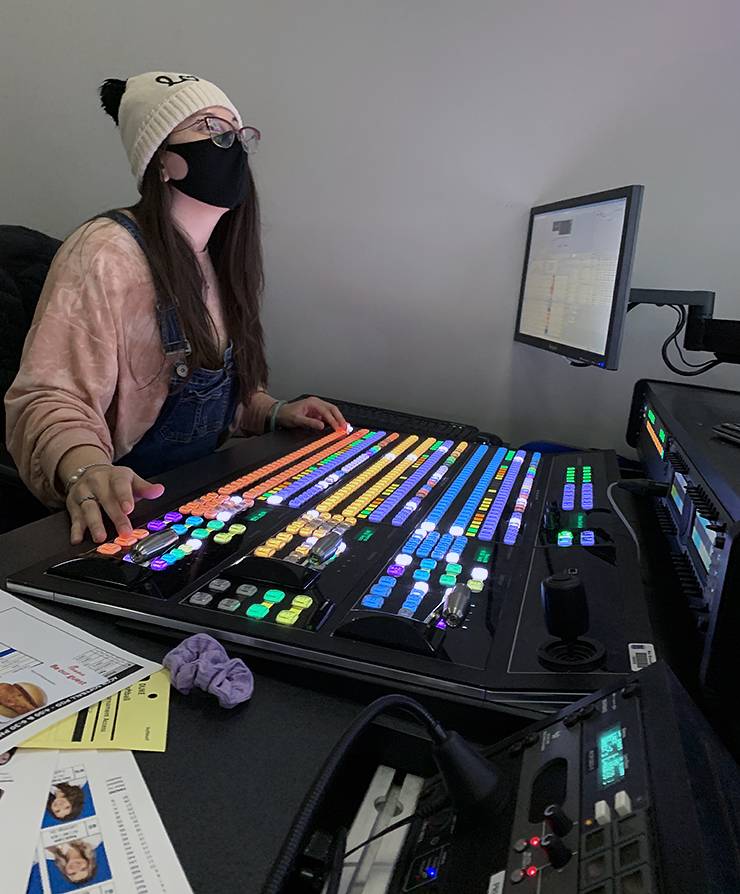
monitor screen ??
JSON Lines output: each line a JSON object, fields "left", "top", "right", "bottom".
{"left": 514, "top": 185, "right": 643, "bottom": 369}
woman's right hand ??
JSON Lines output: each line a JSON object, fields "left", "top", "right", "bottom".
{"left": 65, "top": 465, "right": 165, "bottom": 545}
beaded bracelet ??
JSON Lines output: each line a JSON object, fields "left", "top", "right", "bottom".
{"left": 268, "top": 399, "right": 287, "bottom": 433}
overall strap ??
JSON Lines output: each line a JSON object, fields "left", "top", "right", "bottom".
{"left": 97, "top": 211, "right": 191, "bottom": 359}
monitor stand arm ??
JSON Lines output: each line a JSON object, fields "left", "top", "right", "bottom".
{"left": 629, "top": 288, "right": 740, "bottom": 364}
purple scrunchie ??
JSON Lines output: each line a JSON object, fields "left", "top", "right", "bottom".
{"left": 163, "top": 633, "right": 254, "bottom": 708}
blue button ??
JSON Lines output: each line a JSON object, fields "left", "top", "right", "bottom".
{"left": 420, "top": 558, "right": 437, "bottom": 571}
{"left": 580, "top": 530, "right": 596, "bottom": 546}
{"left": 379, "top": 576, "right": 397, "bottom": 587}
{"left": 172, "top": 524, "right": 188, "bottom": 535}
{"left": 362, "top": 595, "right": 384, "bottom": 609}
{"left": 370, "top": 583, "right": 393, "bottom": 598}
{"left": 413, "top": 569, "right": 430, "bottom": 581}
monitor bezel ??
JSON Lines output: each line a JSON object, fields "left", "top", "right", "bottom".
{"left": 513, "top": 184, "right": 644, "bottom": 370}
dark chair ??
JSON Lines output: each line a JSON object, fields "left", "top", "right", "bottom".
{"left": 0, "top": 225, "right": 62, "bottom": 533}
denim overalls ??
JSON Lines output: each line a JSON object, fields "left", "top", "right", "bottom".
{"left": 103, "top": 211, "right": 239, "bottom": 479}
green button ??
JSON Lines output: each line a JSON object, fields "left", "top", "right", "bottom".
{"left": 170, "top": 548, "right": 186, "bottom": 560}
{"left": 439, "top": 573, "right": 457, "bottom": 587}
{"left": 292, "top": 594, "right": 313, "bottom": 609}
{"left": 276, "top": 609, "right": 301, "bottom": 626}
{"left": 214, "top": 532, "right": 233, "bottom": 544}
{"left": 263, "top": 589, "right": 286, "bottom": 604}
{"left": 445, "top": 563, "right": 462, "bottom": 576}
{"left": 192, "top": 528, "right": 210, "bottom": 539}
{"left": 207, "top": 520, "right": 225, "bottom": 530}
{"left": 246, "top": 603, "right": 269, "bottom": 619}
{"left": 466, "top": 579, "right": 484, "bottom": 593}
{"left": 229, "top": 523, "right": 247, "bottom": 535}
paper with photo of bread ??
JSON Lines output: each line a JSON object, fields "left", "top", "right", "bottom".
{"left": 0, "top": 682, "right": 47, "bottom": 718}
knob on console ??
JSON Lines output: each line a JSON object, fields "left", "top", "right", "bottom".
{"left": 442, "top": 583, "right": 472, "bottom": 628}
{"left": 541, "top": 572, "right": 589, "bottom": 640}
{"left": 544, "top": 803, "right": 573, "bottom": 837}
{"left": 540, "top": 833, "right": 572, "bottom": 870}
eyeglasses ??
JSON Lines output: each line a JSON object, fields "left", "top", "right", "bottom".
{"left": 172, "top": 116, "right": 261, "bottom": 154}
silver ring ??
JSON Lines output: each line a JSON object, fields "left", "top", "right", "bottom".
{"left": 77, "top": 494, "right": 99, "bottom": 506}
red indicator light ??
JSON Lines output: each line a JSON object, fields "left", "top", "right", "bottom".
{"left": 526, "top": 866, "right": 538, "bottom": 878}
{"left": 529, "top": 836, "right": 541, "bottom": 847}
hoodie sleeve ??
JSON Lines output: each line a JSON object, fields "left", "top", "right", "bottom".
{"left": 4, "top": 223, "right": 134, "bottom": 506}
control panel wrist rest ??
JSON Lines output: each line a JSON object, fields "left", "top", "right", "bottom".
{"left": 335, "top": 613, "right": 445, "bottom": 656}
{"left": 50, "top": 556, "right": 150, "bottom": 589}
{"left": 227, "top": 555, "right": 321, "bottom": 590}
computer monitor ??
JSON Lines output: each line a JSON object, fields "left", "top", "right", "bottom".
{"left": 513, "top": 184, "right": 644, "bottom": 370}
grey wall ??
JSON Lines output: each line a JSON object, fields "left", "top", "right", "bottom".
{"left": 3, "top": 0, "right": 739, "bottom": 449}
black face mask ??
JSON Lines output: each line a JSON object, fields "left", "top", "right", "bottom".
{"left": 167, "top": 139, "right": 249, "bottom": 209}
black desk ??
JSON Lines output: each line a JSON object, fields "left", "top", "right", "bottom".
{"left": 0, "top": 454, "right": 373, "bottom": 892}
{"left": 0, "top": 436, "right": 713, "bottom": 890}
{"left": 0, "top": 438, "right": 526, "bottom": 892}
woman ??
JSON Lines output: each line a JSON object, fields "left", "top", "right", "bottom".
{"left": 5, "top": 71, "right": 346, "bottom": 545}
{"left": 46, "top": 839, "right": 100, "bottom": 885}
{"left": 46, "top": 782, "right": 86, "bottom": 821}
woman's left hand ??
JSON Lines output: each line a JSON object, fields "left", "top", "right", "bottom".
{"left": 277, "top": 397, "right": 347, "bottom": 432}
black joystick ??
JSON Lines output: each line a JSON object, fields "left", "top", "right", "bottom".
{"left": 541, "top": 833, "right": 572, "bottom": 869}
{"left": 537, "top": 571, "right": 605, "bottom": 672}
{"left": 544, "top": 803, "right": 573, "bottom": 837}
{"left": 541, "top": 572, "right": 589, "bottom": 639}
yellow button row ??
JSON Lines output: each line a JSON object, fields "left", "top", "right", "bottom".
{"left": 316, "top": 434, "right": 416, "bottom": 513}
{"left": 342, "top": 437, "right": 435, "bottom": 518}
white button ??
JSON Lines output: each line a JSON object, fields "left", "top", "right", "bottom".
{"left": 614, "top": 790, "right": 632, "bottom": 818}
{"left": 595, "top": 800, "right": 611, "bottom": 826}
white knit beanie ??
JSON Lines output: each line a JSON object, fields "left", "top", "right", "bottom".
{"left": 99, "top": 72, "right": 242, "bottom": 186}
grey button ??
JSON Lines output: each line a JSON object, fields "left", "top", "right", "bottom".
{"left": 208, "top": 578, "right": 231, "bottom": 592}
{"left": 236, "top": 583, "right": 258, "bottom": 597}
{"left": 218, "top": 598, "right": 241, "bottom": 612}
{"left": 189, "top": 591, "right": 213, "bottom": 606}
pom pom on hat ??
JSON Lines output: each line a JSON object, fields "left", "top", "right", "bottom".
{"left": 99, "top": 78, "right": 127, "bottom": 125}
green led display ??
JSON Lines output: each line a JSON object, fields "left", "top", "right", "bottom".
{"left": 658, "top": 428, "right": 666, "bottom": 443}
{"left": 247, "top": 509, "right": 268, "bottom": 521}
{"left": 647, "top": 408, "right": 656, "bottom": 424}
{"left": 476, "top": 547, "right": 492, "bottom": 563}
{"left": 505, "top": 450, "right": 516, "bottom": 461}
{"left": 598, "top": 725, "right": 626, "bottom": 788}
{"left": 356, "top": 527, "right": 375, "bottom": 542}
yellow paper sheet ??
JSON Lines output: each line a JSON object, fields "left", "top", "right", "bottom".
{"left": 19, "top": 669, "right": 170, "bottom": 751}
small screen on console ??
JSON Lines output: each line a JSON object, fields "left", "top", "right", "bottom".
{"left": 691, "top": 514, "right": 716, "bottom": 572}
{"left": 671, "top": 472, "right": 687, "bottom": 516}
{"left": 598, "top": 725, "right": 626, "bottom": 788}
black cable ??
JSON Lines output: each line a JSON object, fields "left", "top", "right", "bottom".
{"left": 343, "top": 815, "right": 416, "bottom": 860}
{"left": 661, "top": 305, "right": 722, "bottom": 377}
{"left": 342, "top": 790, "right": 450, "bottom": 861}
{"left": 260, "top": 694, "right": 445, "bottom": 894}
{"left": 667, "top": 306, "right": 716, "bottom": 368}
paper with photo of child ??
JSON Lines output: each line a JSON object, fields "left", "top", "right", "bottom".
{"left": 15, "top": 750, "right": 193, "bottom": 894}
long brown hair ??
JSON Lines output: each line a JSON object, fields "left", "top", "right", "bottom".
{"left": 128, "top": 147, "right": 268, "bottom": 403}
{"left": 47, "top": 782, "right": 85, "bottom": 819}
